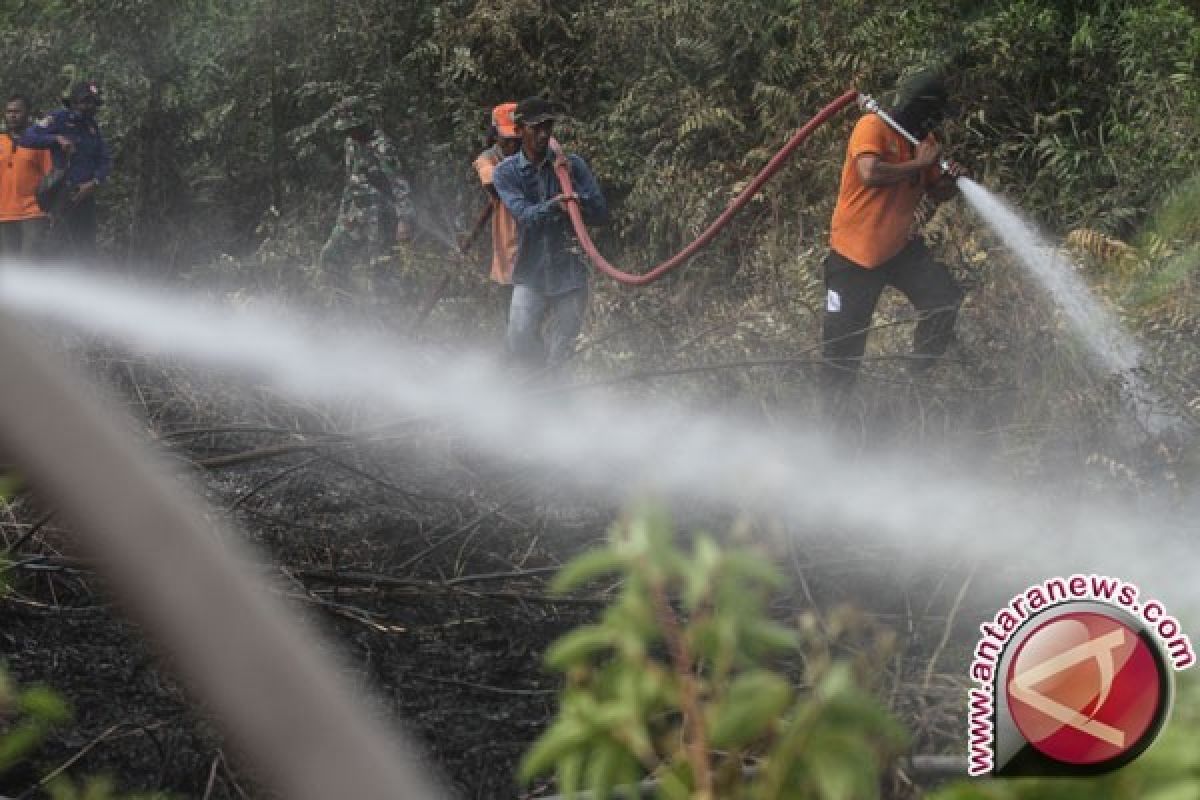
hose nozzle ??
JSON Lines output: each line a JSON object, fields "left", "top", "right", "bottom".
{"left": 856, "top": 93, "right": 955, "bottom": 176}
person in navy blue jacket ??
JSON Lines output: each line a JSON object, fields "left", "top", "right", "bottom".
{"left": 492, "top": 96, "right": 607, "bottom": 370}
{"left": 20, "top": 81, "right": 111, "bottom": 258}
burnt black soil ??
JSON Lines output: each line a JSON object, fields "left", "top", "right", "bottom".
{"left": 0, "top": 352, "right": 1002, "bottom": 799}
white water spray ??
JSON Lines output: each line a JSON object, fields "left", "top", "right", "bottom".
{"left": 958, "top": 179, "right": 1179, "bottom": 434}
{"left": 0, "top": 265, "right": 1194, "bottom": 613}
{"left": 958, "top": 178, "right": 1139, "bottom": 372}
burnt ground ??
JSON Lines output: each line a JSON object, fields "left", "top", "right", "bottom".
{"left": 0, "top": 214, "right": 1192, "bottom": 799}
{"left": 0, "top": 358, "right": 614, "bottom": 798}
{"left": 0, "top": 316, "right": 1160, "bottom": 800}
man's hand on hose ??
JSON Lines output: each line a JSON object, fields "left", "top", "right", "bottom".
{"left": 913, "top": 138, "right": 941, "bottom": 169}
{"left": 929, "top": 161, "right": 966, "bottom": 203}
{"left": 552, "top": 193, "right": 578, "bottom": 212}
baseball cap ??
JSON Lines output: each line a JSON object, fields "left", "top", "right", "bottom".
{"left": 514, "top": 96, "right": 557, "bottom": 126}
{"left": 491, "top": 102, "right": 518, "bottom": 139}
{"left": 65, "top": 81, "right": 103, "bottom": 107}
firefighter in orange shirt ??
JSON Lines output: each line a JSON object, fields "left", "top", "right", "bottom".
{"left": 469, "top": 103, "right": 522, "bottom": 310}
{"left": 0, "top": 94, "right": 52, "bottom": 257}
{"left": 822, "top": 72, "right": 965, "bottom": 397}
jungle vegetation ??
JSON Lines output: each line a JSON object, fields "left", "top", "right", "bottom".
{"left": 2, "top": 1, "right": 1200, "bottom": 797}
{"left": 1, "top": 0, "right": 1196, "bottom": 270}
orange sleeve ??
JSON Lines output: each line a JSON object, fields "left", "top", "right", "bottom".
{"left": 829, "top": 114, "right": 928, "bottom": 268}
{"left": 847, "top": 115, "right": 888, "bottom": 162}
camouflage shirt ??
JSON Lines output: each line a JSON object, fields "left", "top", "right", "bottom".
{"left": 339, "top": 129, "right": 414, "bottom": 222}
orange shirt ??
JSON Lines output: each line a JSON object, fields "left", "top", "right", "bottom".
{"left": 0, "top": 134, "right": 51, "bottom": 221}
{"left": 472, "top": 147, "right": 518, "bottom": 284}
{"left": 829, "top": 114, "right": 940, "bottom": 268}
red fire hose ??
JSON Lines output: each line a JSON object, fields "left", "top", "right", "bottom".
{"left": 552, "top": 89, "right": 860, "bottom": 287}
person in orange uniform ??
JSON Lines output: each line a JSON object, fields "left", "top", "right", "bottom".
{"left": 470, "top": 102, "right": 521, "bottom": 303}
{"left": 822, "top": 72, "right": 965, "bottom": 395}
{"left": 0, "top": 95, "right": 52, "bottom": 257}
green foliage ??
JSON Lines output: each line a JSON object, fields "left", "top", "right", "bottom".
{"left": 0, "top": 468, "right": 156, "bottom": 799}
{"left": 0, "top": 668, "right": 165, "bottom": 799}
{"left": 930, "top": 674, "right": 1200, "bottom": 800}
{"left": 0, "top": 0, "right": 1196, "bottom": 275}
{"left": 46, "top": 777, "right": 123, "bottom": 800}
{"left": 522, "top": 504, "right": 906, "bottom": 799}
{"left": 1113, "top": 175, "right": 1200, "bottom": 312}
{"left": 0, "top": 676, "right": 71, "bottom": 774}
{"left": 958, "top": 0, "right": 1200, "bottom": 235}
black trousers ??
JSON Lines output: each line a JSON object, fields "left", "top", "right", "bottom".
{"left": 0, "top": 218, "right": 49, "bottom": 258}
{"left": 820, "top": 240, "right": 962, "bottom": 387}
{"left": 50, "top": 195, "right": 98, "bottom": 260}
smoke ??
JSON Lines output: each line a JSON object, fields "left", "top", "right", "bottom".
{"left": 0, "top": 264, "right": 1195, "bottom": 619}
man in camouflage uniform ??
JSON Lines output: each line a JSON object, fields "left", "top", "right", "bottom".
{"left": 318, "top": 96, "right": 414, "bottom": 292}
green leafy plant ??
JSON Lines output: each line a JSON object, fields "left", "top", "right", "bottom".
{"left": 930, "top": 674, "right": 1200, "bottom": 800}
{"left": 0, "top": 670, "right": 167, "bottom": 800}
{"left": 0, "top": 673, "right": 72, "bottom": 775}
{"left": 0, "top": 480, "right": 162, "bottom": 800}
{"left": 520, "top": 504, "right": 906, "bottom": 799}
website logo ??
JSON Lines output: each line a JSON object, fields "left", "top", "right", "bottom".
{"left": 967, "top": 575, "right": 1194, "bottom": 777}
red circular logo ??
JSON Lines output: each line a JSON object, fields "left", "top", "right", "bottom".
{"left": 1005, "top": 611, "right": 1164, "bottom": 765}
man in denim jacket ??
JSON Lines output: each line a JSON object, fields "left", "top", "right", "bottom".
{"left": 492, "top": 97, "right": 607, "bottom": 369}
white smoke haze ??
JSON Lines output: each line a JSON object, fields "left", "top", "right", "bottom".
{"left": 0, "top": 264, "right": 1195, "bottom": 621}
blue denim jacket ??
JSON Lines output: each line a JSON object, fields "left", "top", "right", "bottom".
{"left": 493, "top": 148, "right": 607, "bottom": 296}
